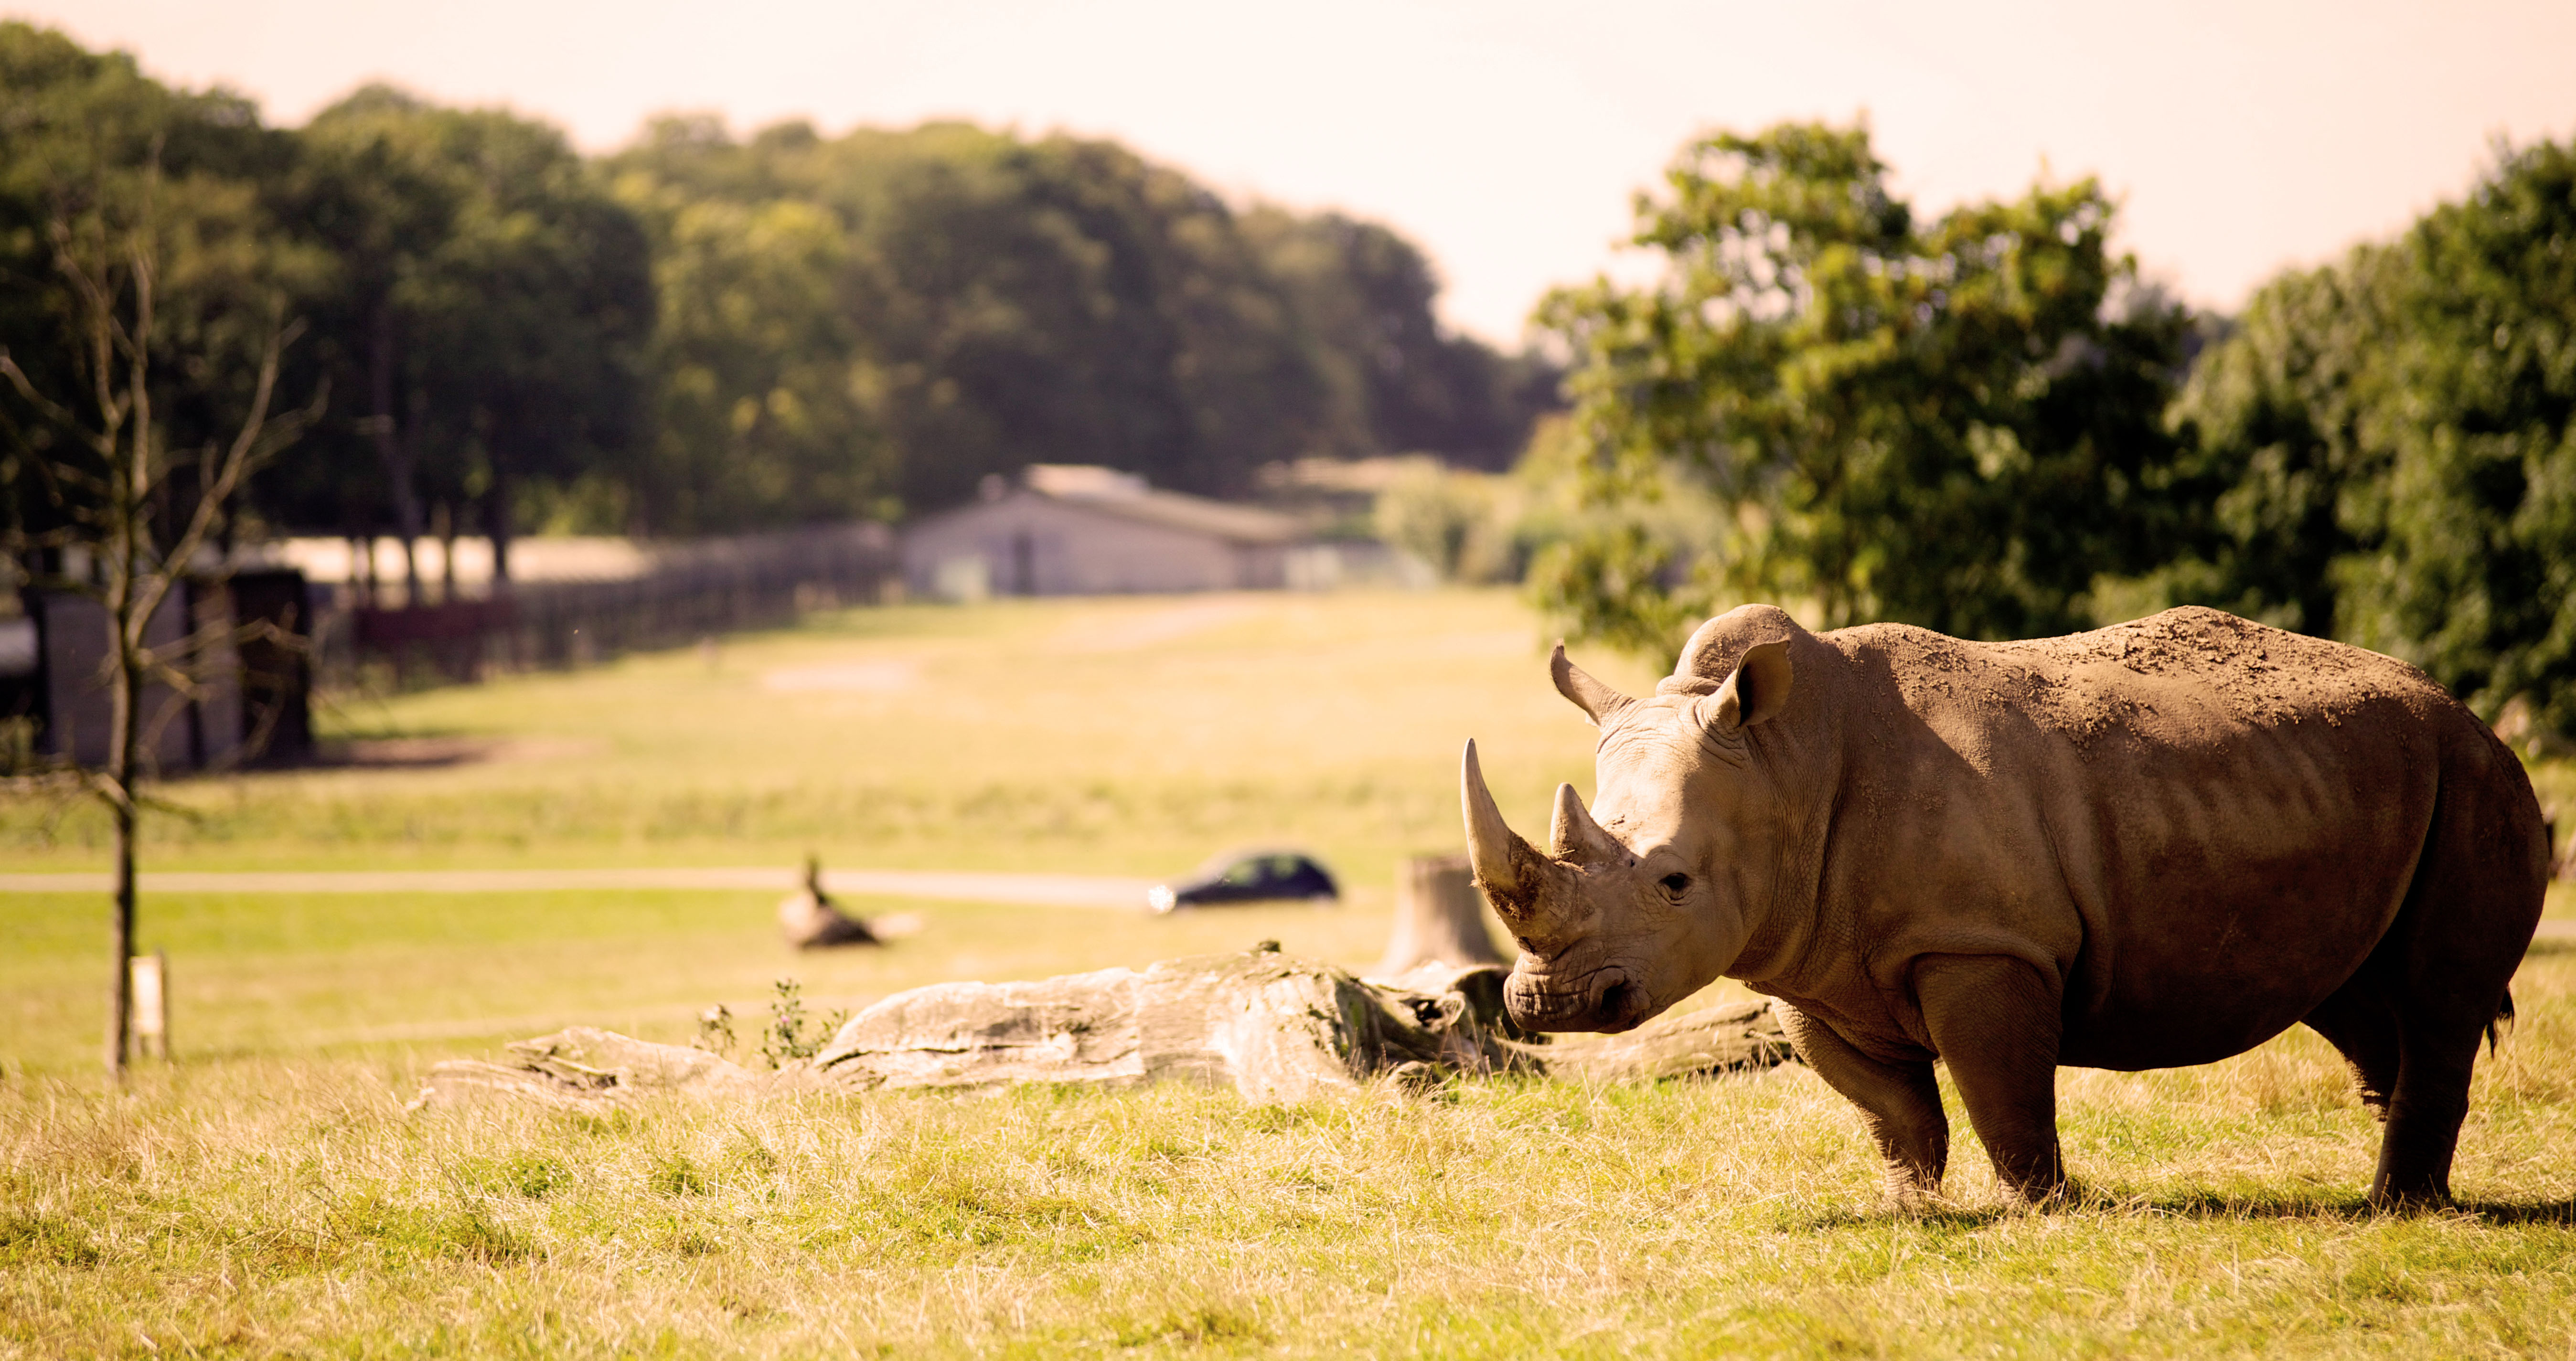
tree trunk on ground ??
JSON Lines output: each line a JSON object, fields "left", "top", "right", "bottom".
{"left": 1526, "top": 999, "right": 1795, "bottom": 1081}
{"left": 1376, "top": 854, "right": 1509, "bottom": 977}
{"left": 412, "top": 949, "right": 1800, "bottom": 1110}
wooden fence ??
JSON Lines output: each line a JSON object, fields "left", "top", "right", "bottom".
{"left": 317, "top": 524, "right": 897, "bottom": 688}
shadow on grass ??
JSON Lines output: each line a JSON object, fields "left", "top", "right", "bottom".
{"left": 1791, "top": 1184, "right": 2576, "bottom": 1229}
{"left": 1795, "top": 1205, "right": 2019, "bottom": 1231}
{"left": 2452, "top": 1198, "right": 2576, "bottom": 1225}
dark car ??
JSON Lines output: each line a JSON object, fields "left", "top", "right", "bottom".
{"left": 1147, "top": 849, "right": 1340, "bottom": 913}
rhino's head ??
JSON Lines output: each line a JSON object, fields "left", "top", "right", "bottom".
{"left": 1464, "top": 609, "right": 1800, "bottom": 1033}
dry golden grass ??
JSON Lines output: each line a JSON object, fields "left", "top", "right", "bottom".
{"left": 6, "top": 954, "right": 2575, "bottom": 1358}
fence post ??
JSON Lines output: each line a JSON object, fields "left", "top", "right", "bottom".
{"left": 130, "top": 950, "right": 170, "bottom": 1062}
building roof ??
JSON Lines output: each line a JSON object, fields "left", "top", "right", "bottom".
{"left": 917, "top": 466, "right": 1309, "bottom": 546}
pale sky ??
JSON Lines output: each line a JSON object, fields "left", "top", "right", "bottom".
{"left": 18, "top": 0, "right": 2576, "bottom": 344}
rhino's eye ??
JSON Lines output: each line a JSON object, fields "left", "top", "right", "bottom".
{"left": 1659, "top": 872, "right": 1690, "bottom": 896}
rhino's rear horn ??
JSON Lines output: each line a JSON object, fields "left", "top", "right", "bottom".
{"left": 1549, "top": 783, "right": 1630, "bottom": 867}
{"left": 1551, "top": 644, "right": 1635, "bottom": 727}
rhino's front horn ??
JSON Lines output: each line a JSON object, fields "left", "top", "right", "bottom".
{"left": 1461, "top": 739, "right": 1548, "bottom": 915}
{"left": 1549, "top": 783, "right": 1630, "bottom": 867}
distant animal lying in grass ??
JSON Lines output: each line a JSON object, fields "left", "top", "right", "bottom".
{"left": 1466, "top": 605, "right": 2546, "bottom": 1209}
{"left": 778, "top": 857, "right": 880, "bottom": 948}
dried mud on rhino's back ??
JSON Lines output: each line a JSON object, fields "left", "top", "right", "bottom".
{"left": 1839, "top": 606, "right": 2464, "bottom": 747}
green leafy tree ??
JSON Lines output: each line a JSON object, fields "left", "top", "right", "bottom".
{"left": 1242, "top": 207, "right": 1560, "bottom": 469}
{"left": 832, "top": 125, "right": 1326, "bottom": 509}
{"left": 2173, "top": 138, "right": 2576, "bottom": 731}
{"left": 611, "top": 117, "right": 1557, "bottom": 521}
{"left": 406, "top": 111, "right": 652, "bottom": 559}
{"left": 280, "top": 86, "right": 460, "bottom": 594}
{"left": 2356, "top": 140, "right": 2576, "bottom": 730}
{"left": 609, "top": 118, "right": 893, "bottom": 532}
{"left": 1514, "top": 416, "right": 1731, "bottom": 657}
{"left": 2156, "top": 255, "right": 2398, "bottom": 635}
{"left": 1538, "top": 122, "right": 2196, "bottom": 648}
{"left": 624, "top": 190, "right": 887, "bottom": 531}
{"left": 281, "top": 90, "right": 650, "bottom": 575}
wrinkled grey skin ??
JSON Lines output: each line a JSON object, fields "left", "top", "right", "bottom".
{"left": 1464, "top": 604, "right": 2545, "bottom": 1209}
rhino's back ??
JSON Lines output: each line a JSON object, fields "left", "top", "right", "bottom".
{"left": 1830, "top": 606, "right": 2461, "bottom": 752}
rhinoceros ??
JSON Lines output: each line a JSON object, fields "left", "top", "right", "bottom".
{"left": 1463, "top": 604, "right": 2545, "bottom": 1207}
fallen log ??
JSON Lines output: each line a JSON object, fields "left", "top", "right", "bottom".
{"left": 410, "top": 946, "right": 1797, "bottom": 1111}
{"left": 809, "top": 945, "right": 1529, "bottom": 1100}
{"left": 408, "top": 1026, "right": 774, "bottom": 1111}
{"left": 1519, "top": 998, "right": 1795, "bottom": 1082}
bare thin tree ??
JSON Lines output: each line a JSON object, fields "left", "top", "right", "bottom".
{"left": 0, "top": 156, "right": 317, "bottom": 1079}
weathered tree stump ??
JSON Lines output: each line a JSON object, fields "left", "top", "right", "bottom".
{"left": 1374, "top": 854, "right": 1509, "bottom": 977}
{"left": 411, "top": 948, "right": 1800, "bottom": 1111}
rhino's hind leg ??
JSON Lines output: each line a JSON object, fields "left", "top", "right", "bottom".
{"left": 1915, "top": 954, "right": 2068, "bottom": 1206}
{"left": 2371, "top": 1019, "right": 2484, "bottom": 1208}
{"left": 1777, "top": 1004, "right": 1948, "bottom": 1207}
{"left": 2302, "top": 980, "right": 2401, "bottom": 1120}
{"left": 2360, "top": 730, "right": 2547, "bottom": 1209}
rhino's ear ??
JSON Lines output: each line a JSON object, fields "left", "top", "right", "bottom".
{"left": 1700, "top": 639, "right": 1793, "bottom": 734}
{"left": 1550, "top": 642, "right": 1635, "bottom": 727}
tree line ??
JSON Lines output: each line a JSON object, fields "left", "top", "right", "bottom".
{"left": 9, "top": 22, "right": 2570, "bottom": 735}
{"left": 1525, "top": 121, "right": 2576, "bottom": 737}
{"left": 0, "top": 22, "right": 1556, "bottom": 599}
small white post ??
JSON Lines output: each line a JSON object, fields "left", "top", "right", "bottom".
{"left": 129, "top": 951, "right": 169, "bottom": 1062}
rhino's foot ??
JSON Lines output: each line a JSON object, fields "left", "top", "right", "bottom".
{"left": 2366, "top": 1180, "right": 2455, "bottom": 1214}
{"left": 1883, "top": 1181, "right": 1957, "bottom": 1216}
{"left": 1997, "top": 1174, "right": 2077, "bottom": 1212}
{"left": 1879, "top": 1157, "right": 1952, "bottom": 1212}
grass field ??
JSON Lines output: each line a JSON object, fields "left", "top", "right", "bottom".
{"left": 5, "top": 588, "right": 2576, "bottom": 1357}
{"left": 2, "top": 590, "right": 1633, "bottom": 1076}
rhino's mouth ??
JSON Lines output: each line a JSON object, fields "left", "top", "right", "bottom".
{"left": 1505, "top": 963, "right": 1650, "bottom": 1034}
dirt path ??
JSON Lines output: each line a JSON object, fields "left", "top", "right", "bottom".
{"left": 0, "top": 867, "right": 1157, "bottom": 908}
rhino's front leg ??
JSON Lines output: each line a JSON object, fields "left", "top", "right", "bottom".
{"left": 1778, "top": 1003, "right": 1948, "bottom": 1206}
{"left": 1914, "top": 954, "right": 2067, "bottom": 1205}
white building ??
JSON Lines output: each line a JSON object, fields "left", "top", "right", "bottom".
{"left": 902, "top": 465, "right": 1316, "bottom": 598}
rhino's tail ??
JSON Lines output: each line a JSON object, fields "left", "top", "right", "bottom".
{"left": 2488, "top": 990, "right": 2516, "bottom": 1056}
